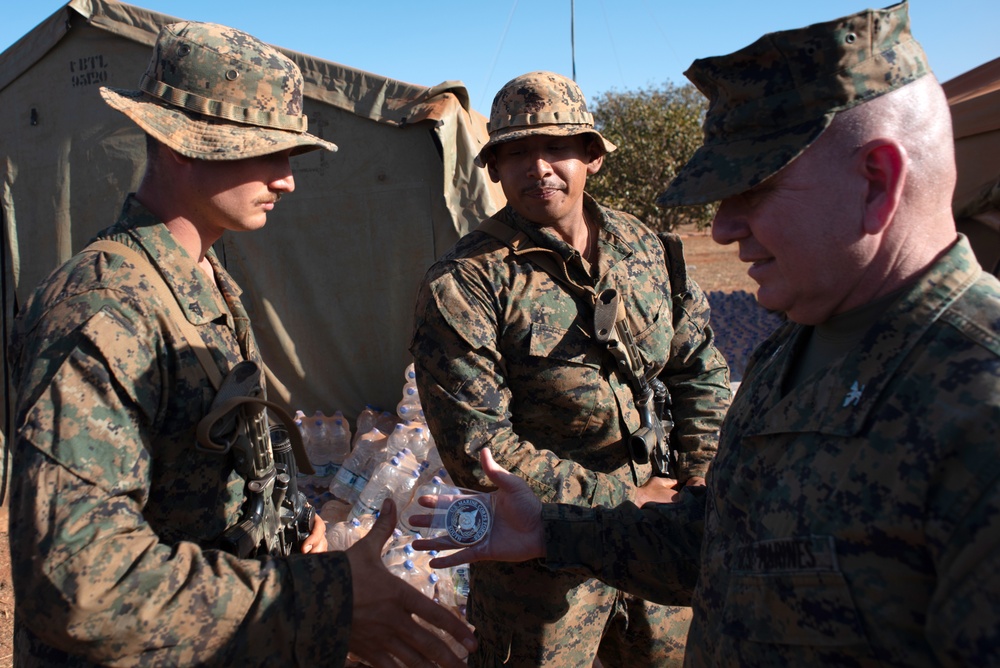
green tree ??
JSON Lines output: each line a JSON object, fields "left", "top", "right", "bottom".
{"left": 588, "top": 82, "right": 717, "bottom": 232}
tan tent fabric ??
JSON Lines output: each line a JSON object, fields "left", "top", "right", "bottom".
{"left": 944, "top": 56, "right": 1000, "bottom": 276}
{"left": 1, "top": 0, "right": 502, "bottom": 439}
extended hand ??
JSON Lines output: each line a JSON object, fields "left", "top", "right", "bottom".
{"left": 412, "top": 448, "right": 545, "bottom": 569}
{"left": 300, "top": 512, "right": 327, "bottom": 553}
{"left": 346, "top": 499, "right": 476, "bottom": 667}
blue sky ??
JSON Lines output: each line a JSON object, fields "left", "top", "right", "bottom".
{"left": 3, "top": 1, "right": 997, "bottom": 115}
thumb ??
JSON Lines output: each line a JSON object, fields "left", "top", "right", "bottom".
{"left": 480, "top": 448, "right": 520, "bottom": 490}
{"left": 367, "top": 499, "right": 398, "bottom": 547}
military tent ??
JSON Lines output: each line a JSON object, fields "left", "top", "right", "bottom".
{"left": 945, "top": 56, "right": 1000, "bottom": 277}
{"left": 0, "top": 0, "right": 502, "bottom": 446}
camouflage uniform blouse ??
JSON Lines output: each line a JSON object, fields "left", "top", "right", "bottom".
{"left": 543, "top": 236, "right": 1000, "bottom": 666}
{"left": 410, "top": 195, "right": 730, "bottom": 504}
{"left": 9, "top": 196, "right": 351, "bottom": 667}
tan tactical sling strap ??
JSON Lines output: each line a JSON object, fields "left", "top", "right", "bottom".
{"left": 84, "top": 239, "right": 313, "bottom": 473}
{"left": 86, "top": 239, "right": 225, "bottom": 389}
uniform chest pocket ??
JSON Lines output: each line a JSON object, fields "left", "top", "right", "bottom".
{"left": 722, "top": 570, "right": 869, "bottom": 648}
{"left": 527, "top": 321, "right": 602, "bottom": 369}
{"left": 626, "top": 293, "right": 671, "bottom": 369}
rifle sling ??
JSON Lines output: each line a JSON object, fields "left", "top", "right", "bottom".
{"left": 84, "top": 240, "right": 314, "bottom": 475}
{"left": 86, "top": 239, "right": 226, "bottom": 390}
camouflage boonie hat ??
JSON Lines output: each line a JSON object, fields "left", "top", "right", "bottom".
{"left": 475, "top": 71, "right": 616, "bottom": 167}
{"left": 657, "top": 1, "right": 929, "bottom": 207}
{"left": 101, "top": 21, "right": 337, "bottom": 160}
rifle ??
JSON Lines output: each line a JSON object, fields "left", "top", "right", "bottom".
{"left": 196, "top": 361, "right": 315, "bottom": 558}
{"left": 594, "top": 289, "right": 678, "bottom": 478}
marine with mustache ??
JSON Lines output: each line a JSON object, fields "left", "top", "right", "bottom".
{"left": 409, "top": 71, "right": 732, "bottom": 667}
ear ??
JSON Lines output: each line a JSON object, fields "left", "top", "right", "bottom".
{"left": 486, "top": 156, "right": 501, "bottom": 183}
{"left": 586, "top": 152, "right": 605, "bottom": 176}
{"left": 858, "top": 139, "right": 906, "bottom": 235}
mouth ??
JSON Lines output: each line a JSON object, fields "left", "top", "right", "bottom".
{"left": 523, "top": 183, "right": 562, "bottom": 198}
{"left": 744, "top": 257, "right": 773, "bottom": 282}
{"left": 257, "top": 194, "right": 281, "bottom": 210}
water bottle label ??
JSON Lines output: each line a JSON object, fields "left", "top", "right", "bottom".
{"left": 334, "top": 467, "right": 358, "bottom": 487}
{"left": 453, "top": 565, "right": 471, "bottom": 598}
{"left": 312, "top": 462, "right": 341, "bottom": 479}
{"left": 352, "top": 473, "right": 371, "bottom": 493}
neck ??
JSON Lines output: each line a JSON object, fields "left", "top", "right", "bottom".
{"left": 136, "top": 177, "right": 222, "bottom": 271}
{"left": 539, "top": 204, "right": 593, "bottom": 259}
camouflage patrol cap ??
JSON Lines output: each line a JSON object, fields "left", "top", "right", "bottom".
{"left": 100, "top": 21, "right": 337, "bottom": 160}
{"left": 475, "top": 71, "right": 616, "bottom": 167}
{"left": 657, "top": 1, "right": 929, "bottom": 207}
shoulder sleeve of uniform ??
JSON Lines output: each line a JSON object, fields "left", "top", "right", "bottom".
{"left": 412, "top": 259, "right": 500, "bottom": 353}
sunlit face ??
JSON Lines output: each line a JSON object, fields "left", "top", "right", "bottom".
{"left": 488, "top": 134, "right": 603, "bottom": 228}
{"left": 711, "top": 140, "right": 875, "bottom": 325}
{"left": 184, "top": 149, "right": 296, "bottom": 236}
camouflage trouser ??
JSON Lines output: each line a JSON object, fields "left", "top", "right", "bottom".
{"left": 466, "top": 560, "right": 690, "bottom": 667}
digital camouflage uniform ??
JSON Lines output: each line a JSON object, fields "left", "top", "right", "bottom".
{"left": 541, "top": 236, "right": 1000, "bottom": 666}
{"left": 9, "top": 198, "right": 351, "bottom": 666}
{"left": 533, "top": 3, "right": 1000, "bottom": 666}
{"left": 410, "top": 192, "right": 731, "bottom": 666}
{"left": 8, "top": 22, "right": 343, "bottom": 667}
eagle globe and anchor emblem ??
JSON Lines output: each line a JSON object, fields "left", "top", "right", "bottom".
{"left": 445, "top": 495, "right": 492, "bottom": 545}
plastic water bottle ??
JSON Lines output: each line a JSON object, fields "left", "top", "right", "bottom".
{"left": 396, "top": 402, "right": 424, "bottom": 423}
{"left": 350, "top": 428, "right": 391, "bottom": 501}
{"left": 386, "top": 423, "right": 411, "bottom": 459}
{"left": 388, "top": 559, "right": 426, "bottom": 589}
{"left": 435, "top": 565, "right": 458, "bottom": 610}
{"left": 383, "top": 540, "right": 418, "bottom": 569}
{"left": 330, "top": 427, "right": 388, "bottom": 503}
{"left": 381, "top": 528, "right": 407, "bottom": 559}
{"left": 406, "top": 426, "right": 433, "bottom": 461}
{"left": 327, "top": 517, "right": 367, "bottom": 551}
{"left": 375, "top": 409, "right": 399, "bottom": 435}
{"left": 404, "top": 361, "right": 417, "bottom": 385}
{"left": 390, "top": 463, "right": 422, "bottom": 511}
{"left": 292, "top": 417, "right": 313, "bottom": 489}
{"left": 353, "top": 405, "right": 380, "bottom": 448}
{"left": 396, "top": 384, "right": 422, "bottom": 420}
{"left": 419, "top": 572, "right": 440, "bottom": 599}
{"left": 391, "top": 447, "right": 421, "bottom": 475}
{"left": 327, "top": 417, "right": 352, "bottom": 475}
{"left": 307, "top": 415, "right": 335, "bottom": 490}
{"left": 350, "top": 456, "right": 406, "bottom": 520}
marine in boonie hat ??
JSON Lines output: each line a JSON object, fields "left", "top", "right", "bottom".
{"left": 657, "top": 1, "right": 929, "bottom": 207}
{"left": 101, "top": 21, "right": 337, "bottom": 160}
{"left": 475, "top": 70, "right": 616, "bottom": 167}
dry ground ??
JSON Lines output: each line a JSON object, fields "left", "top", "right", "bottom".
{"left": 0, "top": 232, "right": 752, "bottom": 665}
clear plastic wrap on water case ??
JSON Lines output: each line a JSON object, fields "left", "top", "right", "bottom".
{"left": 400, "top": 483, "right": 495, "bottom": 546}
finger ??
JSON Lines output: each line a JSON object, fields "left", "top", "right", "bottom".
{"left": 404, "top": 588, "right": 477, "bottom": 661}
{"left": 411, "top": 536, "right": 455, "bottom": 552}
{"left": 364, "top": 499, "right": 398, "bottom": 549}
{"left": 416, "top": 493, "right": 461, "bottom": 509}
{"left": 301, "top": 515, "right": 328, "bottom": 553}
{"left": 427, "top": 550, "right": 474, "bottom": 569}
{"left": 479, "top": 448, "right": 522, "bottom": 492}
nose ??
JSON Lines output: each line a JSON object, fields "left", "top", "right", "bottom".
{"left": 711, "top": 198, "right": 747, "bottom": 246}
{"left": 270, "top": 152, "right": 295, "bottom": 193}
{"left": 527, "top": 152, "right": 553, "bottom": 179}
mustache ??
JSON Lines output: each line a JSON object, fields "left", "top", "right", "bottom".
{"left": 522, "top": 181, "right": 562, "bottom": 194}
{"left": 256, "top": 193, "right": 282, "bottom": 205}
